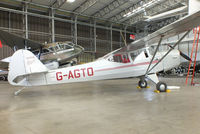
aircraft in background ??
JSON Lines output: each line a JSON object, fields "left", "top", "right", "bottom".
{"left": 0, "top": 30, "right": 84, "bottom": 70}
{"left": 7, "top": 6, "right": 200, "bottom": 95}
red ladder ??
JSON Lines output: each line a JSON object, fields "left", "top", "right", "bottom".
{"left": 185, "top": 27, "right": 200, "bottom": 85}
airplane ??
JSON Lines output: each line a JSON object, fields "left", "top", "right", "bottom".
{"left": 6, "top": 0, "right": 200, "bottom": 95}
{"left": 0, "top": 30, "right": 84, "bottom": 70}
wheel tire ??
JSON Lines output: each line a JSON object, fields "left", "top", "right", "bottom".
{"left": 156, "top": 82, "right": 167, "bottom": 92}
{"left": 138, "top": 80, "right": 147, "bottom": 88}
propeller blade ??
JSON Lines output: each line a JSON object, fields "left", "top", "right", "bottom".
{"left": 168, "top": 44, "right": 191, "bottom": 61}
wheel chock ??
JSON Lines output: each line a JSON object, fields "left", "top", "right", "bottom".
{"left": 166, "top": 89, "right": 171, "bottom": 93}
{"left": 146, "top": 86, "right": 150, "bottom": 88}
{"left": 137, "top": 86, "right": 141, "bottom": 89}
{"left": 154, "top": 90, "right": 160, "bottom": 93}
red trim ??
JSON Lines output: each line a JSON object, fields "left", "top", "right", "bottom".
{"left": 95, "top": 60, "right": 158, "bottom": 72}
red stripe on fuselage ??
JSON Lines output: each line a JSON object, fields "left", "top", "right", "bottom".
{"left": 95, "top": 60, "right": 158, "bottom": 72}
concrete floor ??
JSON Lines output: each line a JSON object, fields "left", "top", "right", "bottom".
{"left": 0, "top": 77, "right": 200, "bottom": 134}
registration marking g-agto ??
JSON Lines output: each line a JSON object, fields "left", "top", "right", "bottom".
{"left": 56, "top": 67, "right": 94, "bottom": 81}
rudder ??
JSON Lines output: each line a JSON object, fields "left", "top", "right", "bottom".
{"left": 8, "top": 49, "right": 48, "bottom": 86}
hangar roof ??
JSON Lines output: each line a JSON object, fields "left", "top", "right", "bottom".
{"left": 0, "top": 0, "right": 188, "bottom": 32}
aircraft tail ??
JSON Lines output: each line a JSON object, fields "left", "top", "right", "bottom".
{"left": 8, "top": 49, "right": 48, "bottom": 86}
{"left": 188, "top": 0, "right": 200, "bottom": 15}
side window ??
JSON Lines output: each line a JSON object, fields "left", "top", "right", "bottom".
{"left": 64, "top": 45, "right": 72, "bottom": 49}
{"left": 59, "top": 45, "right": 65, "bottom": 50}
{"left": 130, "top": 52, "right": 137, "bottom": 61}
{"left": 144, "top": 50, "right": 149, "bottom": 58}
{"left": 113, "top": 55, "right": 123, "bottom": 63}
{"left": 113, "top": 54, "right": 130, "bottom": 63}
{"left": 33, "top": 50, "right": 39, "bottom": 55}
{"left": 54, "top": 45, "right": 60, "bottom": 51}
{"left": 49, "top": 47, "right": 54, "bottom": 52}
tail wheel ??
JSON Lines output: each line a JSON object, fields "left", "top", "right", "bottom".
{"left": 138, "top": 80, "right": 147, "bottom": 88}
{"left": 156, "top": 82, "right": 167, "bottom": 92}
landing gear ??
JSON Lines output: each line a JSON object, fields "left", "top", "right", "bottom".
{"left": 138, "top": 80, "right": 147, "bottom": 88}
{"left": 156, "top": 82, "right": 167, "bottom": 92}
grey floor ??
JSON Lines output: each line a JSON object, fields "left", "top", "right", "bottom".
{"left": 0, "top": 77, "right": 200, "bottom": 134}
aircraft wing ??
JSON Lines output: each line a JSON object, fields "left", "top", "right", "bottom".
{"left": 115, "top": 10, "right": 200, "bottom": 53}
{"left": 0, "top": 29, "right": 42, "bottom": 50}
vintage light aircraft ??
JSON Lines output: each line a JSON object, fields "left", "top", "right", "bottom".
{"left": 7, "top": 1, "right": 200, "bottom": 95}
{"left": 0, "top": 30, "right": 84, "bottom": 70}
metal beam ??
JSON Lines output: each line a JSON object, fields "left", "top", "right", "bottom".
{"left": 50, "top": 0, "right": 67, "bottom": 8}
{"left": 49, "top": 8, "right": 55, "bottom": 43}
{"left": 126, "top": 0, "right": 185, "bottom": 24}
{"left": 74, "top": 0, "right": 99, "bottom": 14}
{"left": 1, "top": 0, "right": 132, "bottom": 28}
{"left": 110, "top": 24, "right": 113, "bottom": 51}
{"left": 22, "top": 2, "right": 28, "bottom": 39}
{"left": 109, "top": 0, "right": 145, "bottom": 22}
{"left": 94, "top": 20, "right": 96, "bottom": 53}
{"left": 74, "top": 16, "right": 77, "bottom": 45}
{"left": 92, "top": 0, "right": 127, "bottom": 18}
{"left": 0, "top": 6, "right": 134, "bottom": 34}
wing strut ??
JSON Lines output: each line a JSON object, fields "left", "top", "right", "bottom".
{"left": 145, "top": 35, "right": 163, "bottom": 75}
{"left": 146, "top": 30, "right": 190, "bottom": 75}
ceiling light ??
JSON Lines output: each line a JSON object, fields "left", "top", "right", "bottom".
{"left": 67, "top": 0, "right": 75, "bottom": 3}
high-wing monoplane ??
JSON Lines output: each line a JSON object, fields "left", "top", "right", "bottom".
{"left": 7, "top": 0, "right": 200, "bottom": 95}
{"left": 0, "top": 30, "right": 84, "bottom": 70}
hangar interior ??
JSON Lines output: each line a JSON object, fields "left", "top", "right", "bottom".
{"left": 1, "top": 0, "right": 200, "bottom": 134}
{"left": 0, "top": 0, "right": 192, "bottom": 63}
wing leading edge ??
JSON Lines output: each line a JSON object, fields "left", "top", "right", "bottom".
{"left": 116, "top": 10, "right": 200, "bottom": 53}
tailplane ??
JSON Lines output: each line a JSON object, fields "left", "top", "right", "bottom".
{"left": 8, "top": 49, "right": 48, "bottom": 86}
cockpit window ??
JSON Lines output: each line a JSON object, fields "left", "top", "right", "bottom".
{"left": 55, "top": 45, "right": 60, "bottom": 50}
{"left": 113, "top": 54, "right": 130, "bottom": 63}
{"left": 130, "top": 51, "right": 139, "bottom": 61}
{"left": 68, "top": 42, "right": 74, "bottom": 46}
{"left": 113, "top": 55, "right": 123, "bottom": 63}
{"left": 59, "top": 45, "right": 65, "bottom": 50}
{"left": 49, "top": 47, "right": 54, "bottom": 52}
{"left": 64, "top": 45, "right": 72, "bottom": 49}
{"left": 33, "top": 50, "right": 39, "bottom": 55}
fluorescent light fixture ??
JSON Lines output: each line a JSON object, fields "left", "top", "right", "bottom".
{"left": 67, "top": 0, "right": 75, "bottom": 3}
{"left": 123, "top": 0, "right": 163, "bottom": 18}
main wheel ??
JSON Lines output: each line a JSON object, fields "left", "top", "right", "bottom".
{"left": 138, "top": 80, "right": 147, "bottom": 88}
{"left": 156, "top": 82, "right": 167, "bottom": 92}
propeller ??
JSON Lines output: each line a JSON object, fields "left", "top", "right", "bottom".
{"left": 168, "top": 44, "right": 191, "bottom": 61}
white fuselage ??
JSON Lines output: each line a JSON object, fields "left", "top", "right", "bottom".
{"left": 21, "top": 49, "right": 180, "bottom": 86}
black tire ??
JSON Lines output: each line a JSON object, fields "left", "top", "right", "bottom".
{"left": 156, "top": 82, "right": 167, "bottom": 92}
{"left": 138, "top": 80, "right": 147, "bottom": 88}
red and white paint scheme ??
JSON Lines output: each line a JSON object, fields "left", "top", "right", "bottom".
{"left": 6, "top": 2, "right": 200, "bottom": 94}
{"left": 8, "top": 48, "right": 180, "bottom": 87}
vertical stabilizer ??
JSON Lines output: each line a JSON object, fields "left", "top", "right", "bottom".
{"left": 8, "top": 49, "right": 48, "bottom": 86}
{"left": 189, "top": 0, "right": 200, "bottom": 14}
